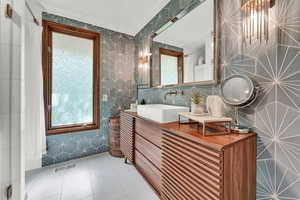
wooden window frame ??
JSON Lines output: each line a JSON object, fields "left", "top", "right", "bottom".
{"left": 42, "top": 20, "right": 100, "bottom": 135}
{"left": 159, "top": 48, "right": 184, "bottom": 86}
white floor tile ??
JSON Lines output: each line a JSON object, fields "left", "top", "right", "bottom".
{"left": 26, "top": 153, "right": 159, "bottom": 200}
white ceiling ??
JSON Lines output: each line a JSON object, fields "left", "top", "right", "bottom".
{"left": 154, "top": 0, "right": 214, "bottom": 53}
{"left": 38, "top": 0, "right": 170, "bottom": 35}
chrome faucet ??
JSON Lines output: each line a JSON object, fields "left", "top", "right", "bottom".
{"left": 164, "top": 89, "right": 184, "bottom": 101}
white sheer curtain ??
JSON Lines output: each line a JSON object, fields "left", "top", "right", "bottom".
{"left": 24, "top": 3, "right": 46, "bottom": 171}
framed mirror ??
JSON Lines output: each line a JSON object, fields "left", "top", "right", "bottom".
{"left": 150, "top": 0, "right": 219, "bottom": 88}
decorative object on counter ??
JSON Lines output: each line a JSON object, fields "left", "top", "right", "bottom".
{"left": 220, "top": 74, "right": 259, "bottom": 134}
{"left": 140, "top": 99, "right": 146, "bottom": 105}
{"left": 109, "top": 117, "right": 123, "bottom": 158}
{"left": 125, "top": 102, "right": 138, "bottom": 112}
{"left": 178, "top": 112, "right": 232, "bottom": 136}
{"left": 190, "top": 91, "right": 205, "bottom": 115}
{"left": 130, "top": 103, "right": 137, "bottom": 112}
{"left": 237, "top": 125, "right": 250, "bottom": 134}
{"left": 206, "top": 95, "right": 226, "bottom": 118}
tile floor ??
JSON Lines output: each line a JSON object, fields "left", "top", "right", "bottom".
{"left": 25, "top": 153, "right": 160, "bottom": 200}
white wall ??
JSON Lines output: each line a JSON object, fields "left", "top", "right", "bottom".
{"left": 23, "top": 0, "right": 46, "bottom": 171}
{"left": 184, "top": 46, "right": 204, "bottom": 83}
{"left": 0, "top": 0, "right": 25, "bottom": 199}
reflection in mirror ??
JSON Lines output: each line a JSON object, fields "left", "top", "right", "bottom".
{"left": 161, "top": 54, "right": 178, "bottom": 85}
{"left": 160, "top": 48, "right": 183, "bottom": 85}
{"left": 151, "top": 0, "right": 216, "bottom": 87}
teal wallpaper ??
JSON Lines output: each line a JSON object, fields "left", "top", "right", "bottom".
{"left": 42, "top": 13, "right": 136, "bottom": 166}
{"left": 137, "top": 0, "right": 300, "bottom": 199}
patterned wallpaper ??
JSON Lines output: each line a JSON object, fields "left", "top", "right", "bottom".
{"left": 42, "top": 13, "right": 136, "bottom": 166}
{"left": 137, "top": 0, "right": 300, "bottom": 199}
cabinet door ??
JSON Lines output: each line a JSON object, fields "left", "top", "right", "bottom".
{"left": 135, "top": 118, "right": 162, "bottom": 148}
{"left": 161, "top": 131, "right": 223, "bottom": 200}
{"left": 135, "top": 151, "right": 161, "bottom": 194}
{"left": 135, "top": 134, "right": 162, "bottom": 169}
{"left": 120, "top": 112, "right": 135, "bottom": 162}
{"left": 223, "top": 137, "right": 256, "bottom": 200}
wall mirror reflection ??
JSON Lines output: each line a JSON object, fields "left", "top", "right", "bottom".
{"left": 151, "top": 0, "right": 218, "bottom": 87}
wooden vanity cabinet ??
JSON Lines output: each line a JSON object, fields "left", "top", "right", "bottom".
{"left": 120, "top": 112, "right": 256, "bottom": 200}
{"left": 161, "top": 130, "right": 256, "bottom": 200}
{"left": 134, "top": 118, "right": 162, "bottom": 195}
{"left": 120, "top": 112, "right": 163, "bottom": 194}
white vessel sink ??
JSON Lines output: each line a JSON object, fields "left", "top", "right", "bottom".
{"left": 137, "top": 104, "right": 190, "bottom": 123}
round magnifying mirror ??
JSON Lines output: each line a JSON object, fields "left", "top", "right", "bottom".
{"left": 220, "top": 75, "right": 256, "bottom": 106}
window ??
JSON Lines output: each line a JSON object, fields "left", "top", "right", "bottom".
{"left": 159, "top": 48, "right": 183, "bottom": 86}
{"left": 43, "top": 20, "right": 100, "bottom": 135}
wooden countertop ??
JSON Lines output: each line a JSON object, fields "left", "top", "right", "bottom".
{"left": 122, "top": 111, "right": 256, "bottom": 151}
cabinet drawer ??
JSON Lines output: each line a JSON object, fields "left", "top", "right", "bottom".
{"left": 135, "top": 118, "right": 162, "bottom": 148}
{"left": 135, "top": 134, "right": 162, "bottom": 169}
{"left": 162, "top": 131, "right": 223, "bottom": 200}
{"left": 135, "top": 150, "right": 161, "bottom": 194}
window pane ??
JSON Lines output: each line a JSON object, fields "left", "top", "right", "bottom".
{"left": 161, "top": 55, "right": 178, "bottom": 85}
{"left": 52, "top": 32, "right": 94, "bottom": 126}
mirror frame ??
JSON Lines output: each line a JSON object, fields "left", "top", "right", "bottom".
{"left": 150, "top": 0, "right": 220, "bottom": 88}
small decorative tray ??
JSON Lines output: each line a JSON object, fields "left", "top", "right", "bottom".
{"left": 178, "top": 112, "right": 232, "bottom": 136}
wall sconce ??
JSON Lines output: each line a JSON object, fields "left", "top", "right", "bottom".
{"left": 241, "top": 0, "right": 275, "bottom": 45}
{"left": 139, "top": 56, "right": 149, "bottom": 64}
{"left": 5, "top": 4, "right": 13, "bottom": 18}
{"left": 139, "top": 53, "right": 152, "bottom": 64}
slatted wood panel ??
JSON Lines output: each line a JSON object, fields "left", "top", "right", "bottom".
{"left": 135, "top": 134, "right": 162, "bottom": 169}
{"left": 120, "top": 112, "right": 135, "bottom": 162}
{"left": 161, "top": 131, "right": 224, "bottom": 200}
{"left": 135, "top": 151, "right": 162, "bottom": 194}
{"left": 135, "top": 118, "right": 162, "bottom": 148}
{"left": 223, "top": 137, "right": 256, "bottom": 200}
{"left": 109, "top": 117, "right": 123, "bottom": 157}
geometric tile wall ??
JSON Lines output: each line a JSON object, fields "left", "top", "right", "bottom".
{"left": 42, "top": 13, "right": 136, "bottom": 166}
{"left": 137, "top": 0, "right": 300, "bottom": 199}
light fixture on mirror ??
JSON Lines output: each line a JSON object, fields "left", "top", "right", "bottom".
{"left": 152, "top": 19, "right": 177, "bottom": 38}
{"left": 241, "top": 0, "right": 275, "bottom": 45}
